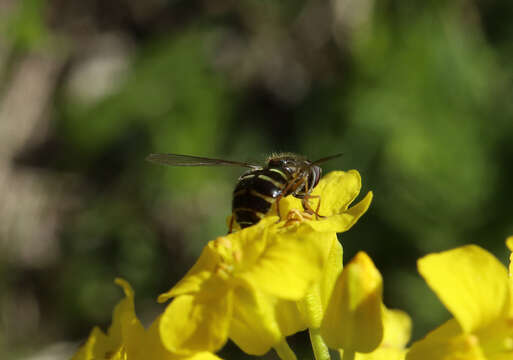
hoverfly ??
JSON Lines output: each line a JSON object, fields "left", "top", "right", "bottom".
{"left": 146, "top": 152, "right": 342, "bottom": 232}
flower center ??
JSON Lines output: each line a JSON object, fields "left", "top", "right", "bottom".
{"left": 283, "top": 208, "right": 313, "bottom": 226}
{"left": 212, "top": 236, "right": 242, "bottom": 277}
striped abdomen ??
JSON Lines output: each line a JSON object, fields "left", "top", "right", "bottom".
{"left": 232, "top": 168, "right": 290, "bottom": 228}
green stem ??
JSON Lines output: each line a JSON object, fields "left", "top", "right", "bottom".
{"left": 309, "top": 327, "right": 331, "bottom": 360}
{"left": 342, "top": 350, "right": 355, "bottom": 360}
{"left": 274, "top": 339, "right": 297, "bottom": 360}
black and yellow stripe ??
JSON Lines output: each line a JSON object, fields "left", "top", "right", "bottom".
{"left": 232, "top": 168, "right": 290, "bottom": 228}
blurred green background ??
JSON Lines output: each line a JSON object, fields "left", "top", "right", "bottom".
{"left": 0, "top": 0, "right": 512, "bottom": 359}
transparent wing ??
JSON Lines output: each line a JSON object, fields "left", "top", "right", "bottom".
{"left": 146, "top": 153, "right": 262, "bottom": 169}
{"left": 312, "top": 153, "right": 343, "bottom": 165}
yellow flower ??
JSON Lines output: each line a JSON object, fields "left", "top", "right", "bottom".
{"left": 158, "top": 170, "right": 373, "bottom": 357}
{"left": 71, "top": 278, "right": 221, "bottom": 360}
{"left": 406, "top": 238, "right": 513, "bottom": 360}
{"left": 158, "top": 217, "right": 328, "bottom": 355}
{"left": 71, "top": 278, "right": 145, "bottom": 360}
{"left": 283, "top": 170, "right": 373, "bottom": 330}
{"left": 275, "top": 171, "right": 373, "bottom": 360}
{"left": 321, "top": 252, "right": 384, "bottom": 353}
{"left": 279, "top": 170, "right": 373, "bottom": 234}
{"left": 319, "top": 252, "right": 411, "bottom": 360}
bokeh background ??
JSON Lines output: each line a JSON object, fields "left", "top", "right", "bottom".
{"left": 1, "top": 0, "right": 512, "bottom": 359}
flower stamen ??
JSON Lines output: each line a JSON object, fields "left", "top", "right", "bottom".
{"left": 212, "top": 237, "right": 243, "bottom": 277}
{"left": 284, "top": 209, "right": 313, "bottom": 226}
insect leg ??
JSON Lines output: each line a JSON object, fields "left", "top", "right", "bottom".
{"left": 302, "top": 194, "right": 324, "bottom": 219}
{"left": 274, "top": 177, "right": 299, "bottom": 222}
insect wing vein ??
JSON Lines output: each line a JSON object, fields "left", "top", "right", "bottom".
{"left": 146, "top": 153, "right": 261, "bottom": 169}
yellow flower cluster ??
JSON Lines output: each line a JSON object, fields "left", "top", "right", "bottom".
{"left": 71, "top": 169, "right": 513, "bottom": 360}
{"left": 71, "top": 278, "right": 220, "bottom": 360}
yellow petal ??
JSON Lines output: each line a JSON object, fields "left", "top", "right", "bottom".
{"left": 418, "top": 245, "right": 510, "bottom": 333}
{"left": 320, "top": 237, "right": 344, "bottom": 309}
{"left": 269, "top": 170, "right": 364, "bottom": 220}
{"left": 406, "top": 319, "right": 486, "bottom": 360}
{"left": 381, "top": 308, "right": 412, "bottom": 350}
{"left": 160, "top": 218, "right": 276, "bottom": 304}
{"left": 274, "top": 299, "right": 307, "bottom": 337}
{"left": 111, "top": 279, "right": 146, "bottom": 357}
{"left": 186, "top": 353, "right": 225, "bottom": 360}
{"left": 229, "top": 286, "right": 283, "bottom": 355}
{"left": 159, "top": 279, "right": 232, "bottom": 354}
{"left": 236, "top": 226, "right": 326, "bottom": 300}
{"left": 108, "top": 279, "right": 132, "bottom": 344}
{"left": 296, "top": 283, "right": 323, "bottom": 329}
{"left": 158, "top": 245, "right": 219, "bottom": 302}
{"left": 341, "top": 348, "right": 407, "bottom": 360}
{"left": 71, "top": 327, "right": 113, "bottom": 360}
{"left": 312, "top": 170, "right": 363, "bottom": 216}
{"left": 104, "top": 279, "right": 157, "bottom": 360}
{"left": 306, "top": 191, "right": 373, "bottom": 233}
{"left": 279, "top": 195, "right": 303, "bottom": 217}
{"left": 72, "top": 279, "right": 144, "bottom": 360}
{"left": 105, "top": 348, "right": 126, "bottom": 360}
{"left": 296, "top": 234, "right": 342, "bottom": 328}
{"left": 146, "top": 315, "right": 225, "bottom": 360}
{"left": 145, "top": 315, "right": 180, "bottom": 360}
{"left": 321, "top": 252, "right": 384, "bottom": 353}
{"left": 337, "top": 308, "right": 411, "bottom": 360}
